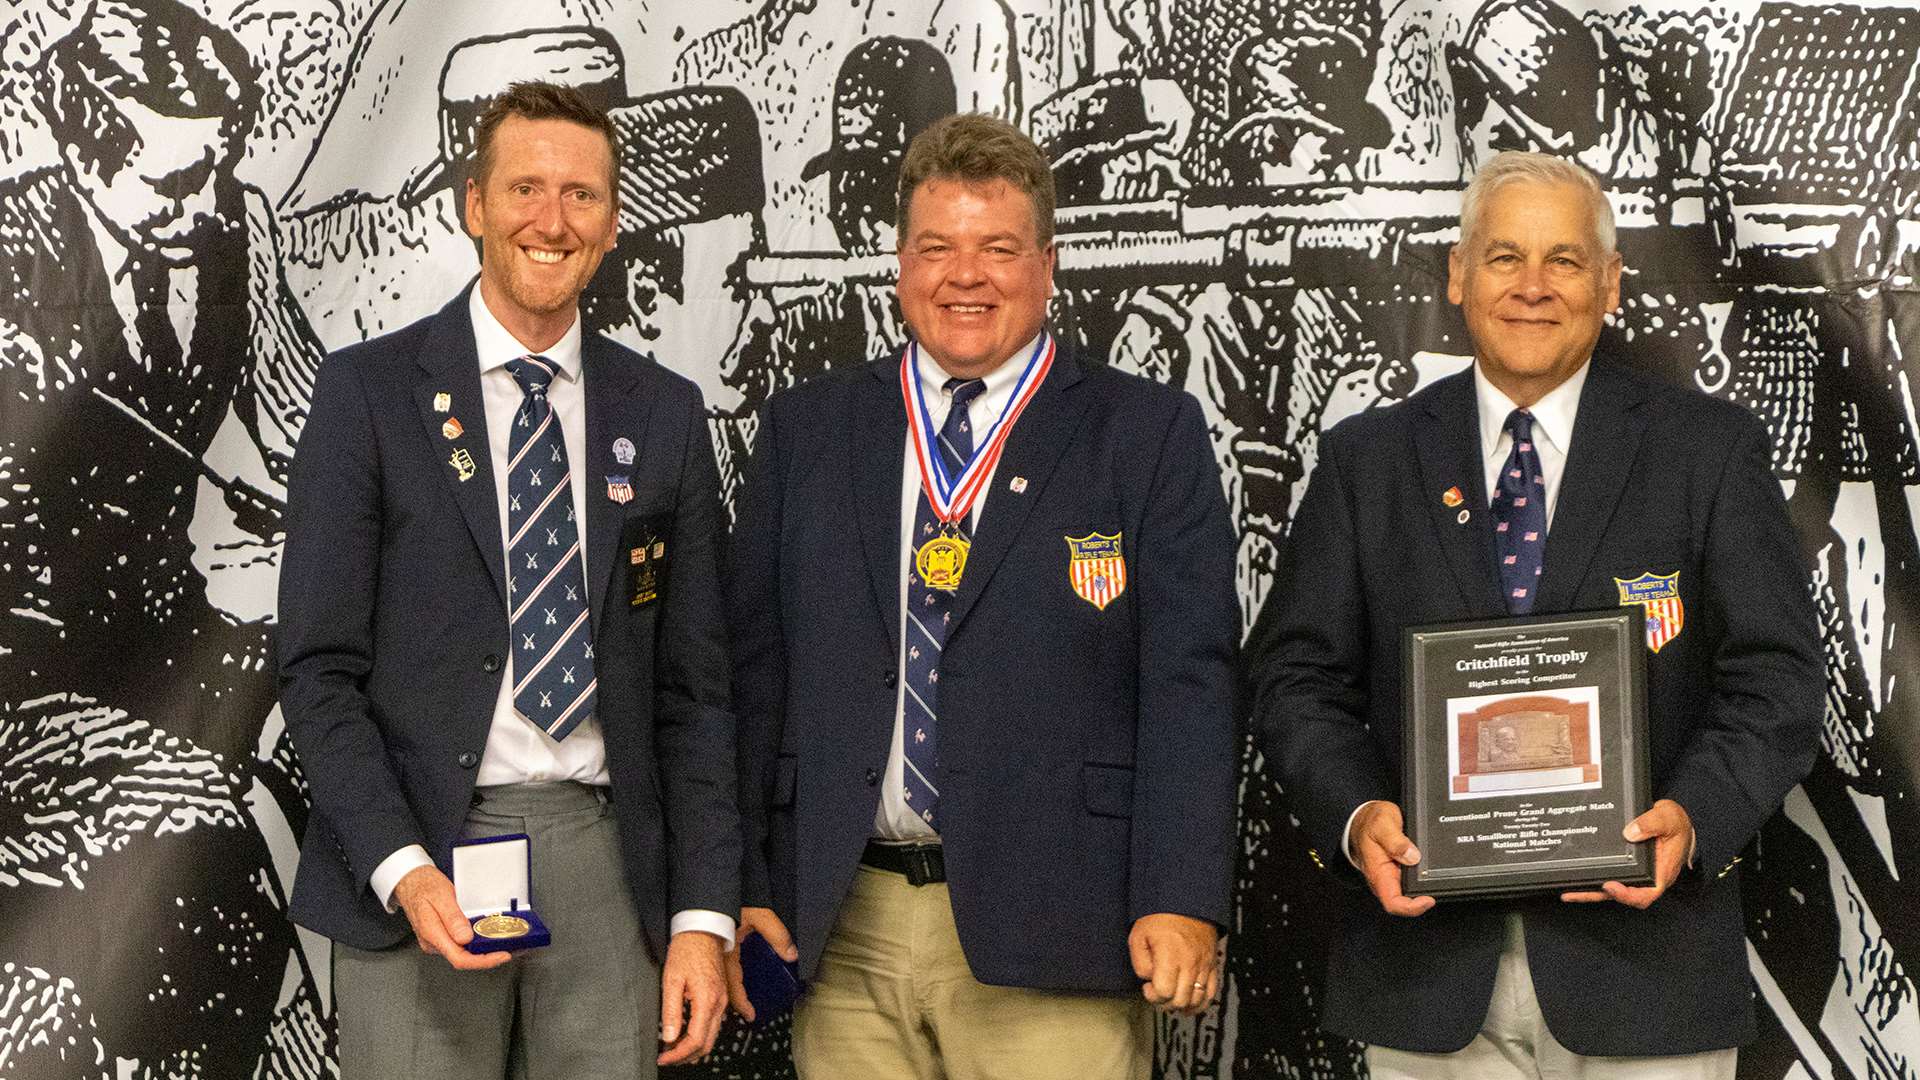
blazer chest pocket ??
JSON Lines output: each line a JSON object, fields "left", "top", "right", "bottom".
{"left": 620, "top": 510, "right": 674, "bottom": 609}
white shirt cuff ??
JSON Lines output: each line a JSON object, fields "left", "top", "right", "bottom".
{"left": 671, "top": 908, "right": 737, "bottom": 950}
{"left": 1342, "top": 800, "right": 1386, "bottom": 871}
{"left": 370, "top": 844, "right": 435, "bottom": 913}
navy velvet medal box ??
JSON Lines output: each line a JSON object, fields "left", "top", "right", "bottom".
{"left": 452, "top": 833, "right": 552, "bottom": 953}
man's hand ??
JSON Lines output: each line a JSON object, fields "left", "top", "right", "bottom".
{"left": 1562, "top": 798, "right": 1693, "bottom": 909}
{"left": 391, "top": 865, "right": 513, "bottom": 971}
{"left": 725, "top": 906, "right": 798, "bottom": 1021}
{"left": 1128, "top": 913, "right": 1219, "bottom": 1015}
{"left": 1350, "top": 801, "right": 1435, "bottom": 918}
{"left": 658, "top": 931, "right": 728, "bottom": 1066}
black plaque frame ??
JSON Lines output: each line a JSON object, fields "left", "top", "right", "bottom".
{"left": 1401, "top": 609, "right": 1653, "bottom": 900}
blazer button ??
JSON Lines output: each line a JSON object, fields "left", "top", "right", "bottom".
{"left": 458, "top": 751, "right": 479, "bottom": 769}
{"left": 864, "top": 767, "right": 880, "bottom": 786}
{"left": 482, "top": 654, "right": 501, "bottom": 673}
{"left": 883, "top": 671, "right": 898, "bottom": 689}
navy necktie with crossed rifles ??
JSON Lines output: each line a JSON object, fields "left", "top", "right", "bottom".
{"left": 504, "top": 355, "right": 596, "bottom": 739}
{"left": 901, "top": 377, "right": 988, "bottom": 831}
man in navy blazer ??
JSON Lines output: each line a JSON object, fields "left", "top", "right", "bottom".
{"left": 278, "top": 83, "right": 738, "bottom": 1076}
{"left": 1252, "top": 151, "right": 1822, "bottom": 1077}
{"left": 724, "top": 114, "right": 1238, "bottom": 1078}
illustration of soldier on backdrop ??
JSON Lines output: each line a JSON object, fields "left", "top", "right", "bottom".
{"left": 766, "top": 37, "right": 956, "bottom": 379}
{"left": 0, "top": 0, "right": 327, "bottom": 1074}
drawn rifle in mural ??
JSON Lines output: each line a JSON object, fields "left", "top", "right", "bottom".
{"left": 740, "top": 177, "right": 1729, "bottom": 291}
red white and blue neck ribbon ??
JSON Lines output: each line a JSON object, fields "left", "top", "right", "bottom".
{"left": 901, "top": 333, "right": 1054, "bottom": 526}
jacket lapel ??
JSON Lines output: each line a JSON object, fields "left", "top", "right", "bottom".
{"left": 413, "top": 289, "right": 507, "bottom": 608}
{"left": 582, "top": 333, "right": 650, "bottom": 640}
{"left": 1412, "top": 370, "right": 1507, "bottom": 618}
{"left": 946, "top": 350, "right": 1088, "bottom": 631}
{"left": 1533, "top": 361, "right": 1649, "bottom": 613}
{"left": 853, "top": 357, "right": 909, "bottom": 653}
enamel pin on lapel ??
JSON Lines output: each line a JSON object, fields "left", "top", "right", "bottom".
{"left": 1443, "top": 485, "right": 1469, "bottom": 524}
{"left": 433, "top": 392, "right": 451, "bottom": 413}
{"left": 1010, "top": 476, "right": 1028, "bottom": 493}
{"left": 442, "top": 417, "right": 463, "bottom": 440}
{"left": 449, "top": 448, "right": 477, "bottom": 482}
{"left": 612, "top": 437, "right": 636, "bottom": 466}
{"left": 606, "top": 475, "right": 634, "bottom": 504}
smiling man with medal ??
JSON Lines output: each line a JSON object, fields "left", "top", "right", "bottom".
{"left": 725, "top": 113, "right": 1239, "bottom": 1080}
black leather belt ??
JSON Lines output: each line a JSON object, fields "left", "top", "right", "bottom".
{"left": 861, "top": 840, "right": 946, "bottom": 886}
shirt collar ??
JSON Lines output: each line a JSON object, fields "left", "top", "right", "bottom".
{"left": 469, "top": 284, "right": 584, "bottom": 382}
{"left": 914, "top": 331, "right": 1046, "bottom": 407}
{"left": 1473, "top": 357, "right": 1590, "bottom": 461}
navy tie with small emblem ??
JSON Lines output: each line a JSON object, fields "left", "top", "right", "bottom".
{"left": 505, "top": 355, "right": 597, "bottom": 740}
{"left": 1492, "top": 408, "right": 1548, "bottom": 614}
{"left": 902, "top": 377, "right": 988, "bottom": 831}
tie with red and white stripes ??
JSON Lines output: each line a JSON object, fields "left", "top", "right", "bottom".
{"left": 504, "top": 355, "right": 596, "bottom": 740}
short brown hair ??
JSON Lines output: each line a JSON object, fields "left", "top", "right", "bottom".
{"left": 473, "top": 81, "right": 620, "bottom": 199}
{"left": 896, "top": 113, "right": 1056, "bottom": 247}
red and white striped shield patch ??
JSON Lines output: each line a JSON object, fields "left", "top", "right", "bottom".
{"left": 1065, "top": 531, "right": 1127, "bottom": 611}
{"left": 1614, "top": 572, "right": 1685, "bottom": 652}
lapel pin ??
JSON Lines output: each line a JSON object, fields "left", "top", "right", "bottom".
{"left": 1442, "top": 485, "right": 1464, "bottom": 507}
{"left": 1457, "top": 508, "right": 1471, "bottom": 525}
{"left": 449, "top": 448, "right": 476, "bottom": 482}
{"left": 606, "top": 474, "right": 634, "bottom": 504}
{"left": 1010, "top": 476, "right": 1028, "bottom": 493}
{"left": 613, "top": 437, "right": 637, "bottom": 466}
{"left": 433, "top": 392, "right": 451, "bottom": 413}
{"left": 442, "top": 417, "right": 464, "bottom": 440}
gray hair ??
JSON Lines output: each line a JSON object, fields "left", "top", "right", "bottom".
{"left": 1458, "top": 150, "right": 1615, "bottom": 256}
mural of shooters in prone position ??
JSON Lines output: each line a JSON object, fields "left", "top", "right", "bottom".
{"left": 0, "top": 0, "right": 324, "bottom": 1074}
{"left": 1107, "top": 15, "right": 1408, "bottom": 619}
{"left": 767, "top": 37, "right": 956, "bottom": 384}
{"left": 590, "top": 88, "right": 772, "bottom": 506}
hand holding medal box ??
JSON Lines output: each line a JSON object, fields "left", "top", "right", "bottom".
{"left": 901, "top": 334, "right": 1054, "bottom": 591}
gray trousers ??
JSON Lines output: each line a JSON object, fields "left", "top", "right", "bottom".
{"left": 334, "top": 783, "right": 660, "bottom": 1080}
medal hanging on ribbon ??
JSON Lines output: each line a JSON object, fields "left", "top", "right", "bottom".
{"left": 902, "top": 334, "right": 1055, "bottom": 591}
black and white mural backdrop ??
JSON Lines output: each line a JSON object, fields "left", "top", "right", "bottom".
{"left": 0, "top": 0, "right": 1914, "bottom": 1076}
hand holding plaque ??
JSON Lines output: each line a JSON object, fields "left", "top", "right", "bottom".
{"left": 1400, "top": 610, "right": 1655, "bottom": 900}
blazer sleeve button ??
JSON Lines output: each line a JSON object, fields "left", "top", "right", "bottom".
{"left": 883, "top": 671, "right": 898, "bottom": 689}
{"left": 482, "top": 654, "right": 501, "bottom": 673}
{"left": 458, "top": 751, "right": 479, "bottom": 768}
{"left": 864, "top": 767, "right": 880, "bottom": 786}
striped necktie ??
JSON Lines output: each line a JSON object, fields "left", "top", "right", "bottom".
{"left": 901, "top": 377, "right": 987, "bottom": 831}
{"left": 504, "top": 355, "right": 596, "bottom": 739}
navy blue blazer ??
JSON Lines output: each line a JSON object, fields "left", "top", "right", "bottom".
{"left": 278, "top": 289, "right": 740, "bottom": 959}
{"left": 727, "top": 346, "right": 1239, "bottom": 992}
{"left": 1252, "top": 359, "right": 1821, "bottom": 1055}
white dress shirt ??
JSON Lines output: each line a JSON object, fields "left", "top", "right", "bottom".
{"left": 1342, "top": 357, "right": 1591, "bottom": 864}
{"left": 372, "top": 288, "right": 732, "bottom": 945}
{"left": 874, "top": 333, "right": 1043, "bottom": 840}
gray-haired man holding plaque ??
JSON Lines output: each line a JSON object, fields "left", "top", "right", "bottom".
{"left": 1251, "top": 150, "right": 1821, "bottom": 1078}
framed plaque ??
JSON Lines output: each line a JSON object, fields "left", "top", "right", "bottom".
{"left": 1401, "top": 609, "right": 1652, "bottom": 900}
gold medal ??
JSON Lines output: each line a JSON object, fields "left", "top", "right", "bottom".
{"left": 915, "top": 533, "right": 970, "bottom": 592}
{"left": 473, "top": 914, "right": 531, "bottom": 939}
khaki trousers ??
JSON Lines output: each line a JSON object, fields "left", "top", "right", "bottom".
{"left": 334, "top": 783, "right": 660, "bottom": 1080}
{"left": 1366, "top": 916, "right": 1736, "bottom": 1080}
{"left": 793, "top": 864, "right": 1151, "bottom": 1080}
